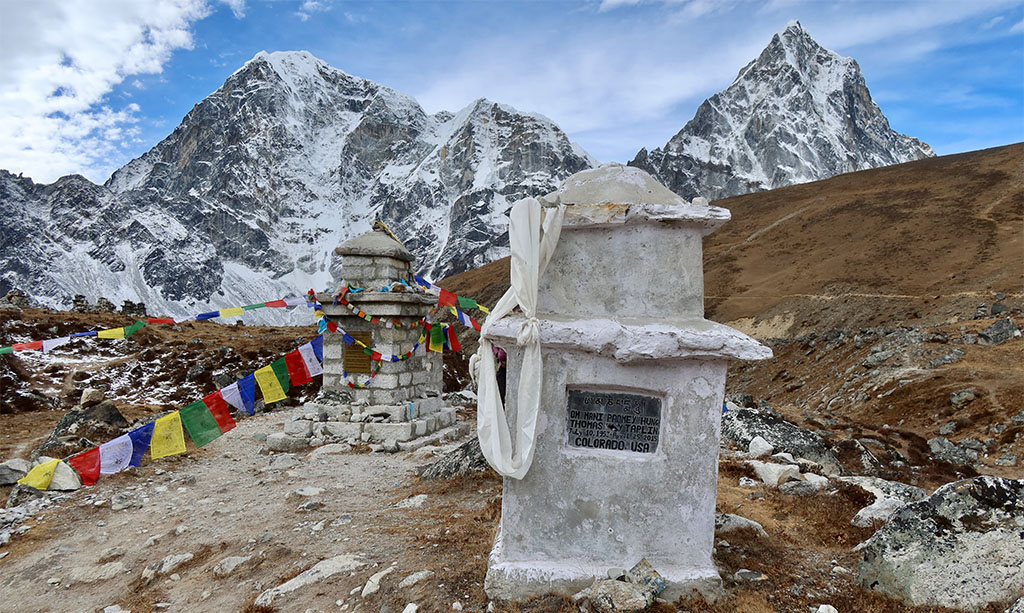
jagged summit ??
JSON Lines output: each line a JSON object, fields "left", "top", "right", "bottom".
{"left": 630, "top": 23, "right": 934, "bottom": 201}
{"left": 0, "top": 51, "right": 595, "bottom": 318}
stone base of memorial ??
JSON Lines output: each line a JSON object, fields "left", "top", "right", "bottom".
{"left": 482, "top": 316, "right": 768, "bottom": 602}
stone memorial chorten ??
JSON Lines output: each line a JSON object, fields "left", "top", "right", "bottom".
{"left": 482, "top": 165, "right": 771, "bottom": 601}
{"left": 286, "top": 229, "right": 464, "bottom": 449}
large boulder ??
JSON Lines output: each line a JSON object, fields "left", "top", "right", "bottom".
{"left": 0, "top": 458, "right": 31, "bottom": 485}
{"left": 839, "top": 476, "right": 927, "bottom": 527}
{"left": 857, "top": 476, "right": 1024, "bottom": 610}
{"left": 722, "top": 407, "right": 842, "bottom": 475}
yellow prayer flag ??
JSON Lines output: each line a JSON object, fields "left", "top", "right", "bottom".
{"left": 18, "top": 458, "right": 60, "bottom": 490}
{"left": 98, "top": 327, "right": 126, "bottom": 339}
{"left": 255, "top": 365, "right": 287, "bottom": 404}
{"left": 219, "top": 307, "right": 244, "bottom": 318}
{"left": 150, "top": 412, "right": 187, "bottom": 459}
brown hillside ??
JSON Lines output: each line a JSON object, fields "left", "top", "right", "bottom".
{"left": 442, "top": 143, "right": 1023, "bottom": 339}
{"left": 705, "top": 143, "right": 1023, "bottom": 337}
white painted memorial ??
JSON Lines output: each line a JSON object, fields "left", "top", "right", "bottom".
{"left": 478, "top": 164, "right": 771, "bottom": 601}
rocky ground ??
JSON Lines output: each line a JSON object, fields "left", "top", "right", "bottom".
{"left": 1, "top": 299, "right": 1022, "bottom": 612}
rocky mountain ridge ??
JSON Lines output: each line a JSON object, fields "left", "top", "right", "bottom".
{"left": 629, "top": 21, "right": 934, "bottom": 201}
{"left": 0, "top": 51, "right": 595, "bottom": 319}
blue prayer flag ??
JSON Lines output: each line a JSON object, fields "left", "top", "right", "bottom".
{"left": 128, "top": 422, "right": 155, "bottom": 466}
{"left": 196, "top": 311, "right": 218, "bottom": 321}
{"left": 238, "top": 373, "right": 256, "bottom": 414}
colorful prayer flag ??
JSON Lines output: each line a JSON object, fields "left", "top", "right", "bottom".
{"left": 242, "top": 303, "right": 265, "bottom": 311}
{"left": 0, "top": 346, "right": 12, "bottom": 354}
{"left": 147, "top": 318, "right": 175, "bottom": 324}
{"left": 370, "top": 351, "right": 382, "bottom": 362}
{"left": 438, "top": 289, "right": 457, "bottom": 307}
{"left": 13, "top": 341, "right": 43, "bottom": 351}
{"left": 97, "top": 328, "right": 125, "bottom": 339}
{"left": 457, "top": 296, "right": 478, "bottom": 310}
{"left": 264, "top": 300, "right": 287, "bottom": 308}
{"left": 271, "top": 358, "right": 291, "bottom": 394}
{"left": 196, "top": 311, "right": 218, "bottom": 321}
{"left": 68, "top": 448, "right": 100, "bottom": 486}
{"left": 446, "top": 325, "right": 462, "bottom": 352}
{"left": 327, "top": 321, "right": 339, "bottom": 333}
{"left": 202, "top": 391, "right": 236, "bottom": 433}
{"left": 283, "top": 296, "right": 306, "bottom": 307}
{"left": 255, "top": 365, "right": 287, "bottom": 404}
{"left": 124, "top": 321, "right": 146, "bottom": 337}
{"left": 180, "top": 401, "right": 223, "bottom": 448}
{"left": 428, "top": 324, "right": 444, "bottom": 353}
{"left": 151, "top": 412, "right": 186, "bottom": 459}
{"left": 311, "top": 335, "right": 323, "bottom": 362}
{"left": 18, "top": 459, "right": 60, "bottom": 490}
{"left": 42, "top": 336, "right": 71, "bottom": 353}
{"left": 298, "top": 342, "right": 323, "bottom": 377}
{"left": 284, "top": 350, "right": 312, "bottom": 386}
{"left": 128, "top": 423, "right": 155, "bottom": 466}
{"left": 99, "top": 435, "right": 133, "bottom": 474}
{"left": 219, "top": 307, "right": 243, "bottom": 318}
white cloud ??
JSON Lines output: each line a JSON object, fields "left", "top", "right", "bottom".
{"left": 1011, "top": 18, "right": 1024, "bottom": 33}
{"left": 982, "top": 15, "right": 1005, "bottom": 29}
{"left": 0, "top": 0, "right": 214, "bottom": 183}
{"left": 221, "top": 0, "right": 246, "bottom": 19}
{"left": 297, "top": 0, "right": 330, "bottom": 22}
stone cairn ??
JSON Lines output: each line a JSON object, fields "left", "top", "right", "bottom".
{"left": 267, "top": 229, "right": 469, "bottom": 453}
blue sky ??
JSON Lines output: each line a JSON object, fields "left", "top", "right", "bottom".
{"left": 2, "top": 0, "right": 1022, "bottom": 184}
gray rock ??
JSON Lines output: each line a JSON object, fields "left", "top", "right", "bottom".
{"left": 723, "top": 407, "right": 842, "bottom": 475}
{"left": 979, "top": 318, "right": 1018, "bottom": 345}
{"left": 98, "top": 547, "right": 126, "bottom": 562}
{"left": 747, "top": 436, "right": 773, "bottom": 458}
{"left": 284, "top": 420, "right": 314, "bottom": 438}
{"left": 398, "top": 570, "right": 435, "bottom": 589}
{"left": 213, "top": 555, "right": 253, "bottom": 577}
{"left": 938, "top": 421, "right": 957, "bottom": 435}
{"left": 995, "top": 454, "right": 1018, "bottom": 467}
{"left": 857, "top": 476, "right": 1024, "bottom": 610}
{"left": 418, "top": 438, "right": 491, "bottom": 480}
{"left": 862, "top": 349, "right": 895, "bottom": 368}
{"left": 991, "top": 302, "right": 1008, "bottom": 315}
{"left": 1005, "top": 596, "right": 1024, "bottom": 612}
{"left": 69, "top": 562, "right": 126, "bottom": 584}
{"left": 80, "top": 388, "right": 105, "bottom": 408}
{"left": 142, "top": 553, "right": 194, "bottom": 582}
{"left": 361, "top": 566, "right": 395, "bottom": 597}
{"left": 841, "top": 476, "right": 928, "bottom": 528}
{"left": 714, "top": 513, "right": 768, "bottom": 538}
{"left": 588, "top": 579, "right": 652, "bottom": 612}
{"left": 0, "top": 458, "right": 30, "bottom": 485}
{"left": 950, "top": 388, "right": 976, "bottom": 410}
{"left": 266, "top": 433, "right": 309, "bottom": 453}
{"left": 748, "top": 460, "right": 801, "bottom": 487}
{"left": 733, "top": 569, "right": 768, "bottom": 583}
{"left": 110, "top": 493, "right": 134, "bottom": 511}
{"left": 779, "top": 480, "right": 822, "bottom": 497}
{"left": 47, "top": 460, "right": 81, "bottom": 491}
{"left": 928, "top": 348, "right": 964, "bottom": 368}
{"left": 927, "top": 436, "right": 978, "bottom": 467}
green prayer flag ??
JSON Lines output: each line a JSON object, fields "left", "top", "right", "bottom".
{"left": 242, "top": 303, "right": 266, "bottom": 311}
{"left": 457, "top": 296, "right": 478, "bottom": 310}
{"left": 363, "top": 347, "right": 373, "bottom": 356}
{"left": 270, "top": 358, "right": 291, "bottom": 394}
{"left": 124, "top": 321, "right": 146, "bottom": 337}
{"left": 180, "top": 400, "right": 223, "bottom": 448}
{"left": 0, "top": 346, "right": 12, "bottom": 354}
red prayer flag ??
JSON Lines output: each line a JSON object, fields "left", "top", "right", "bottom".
{"left": 284, "top": 350, "right": 312, "bottom": 386}
{"left": 146, "top": 318, "right": 175, "bottom": 324}
{"left": 202, "top": 391, "right": 237, "bottom": 433}
{"left": 68, "top": 447, "right": 100, "bottom": 486}
{"left": 264, "top": 300, "right": 287, "bottom": 308}
{"left": 13, "top": 341, "right": 43, "bottom": 351}
{"left": 370, "top": 351, "right": 382, "bottom": 362}
{"left": 438, "top": 289, "right": 457, "bottom": 307}
{"left": 326, "top": 321, "right": 339, "bottom": 332}
{"left": 447, "top": 325, "right": 462, "bottom": 352}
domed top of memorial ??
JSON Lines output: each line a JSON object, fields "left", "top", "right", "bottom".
{"left": 546, "top": 163, "right": 698, "bottom": 207}
{"left": 335, "top": 230, "right": 414, "bottom": 262}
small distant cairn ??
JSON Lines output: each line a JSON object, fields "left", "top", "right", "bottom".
{"left": 71, "top": 295, "right": 125, "bottom": 314}
{"left": 121, "top": 300, "right": 147, "bottom": 317}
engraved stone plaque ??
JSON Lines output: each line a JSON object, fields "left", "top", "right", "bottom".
{"left": 566, "top": 389, "right": 661, "bottom": 454}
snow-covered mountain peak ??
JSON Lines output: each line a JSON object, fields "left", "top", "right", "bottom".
{"left": 630, "top": 23, "right": 934, "bottom": 201}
